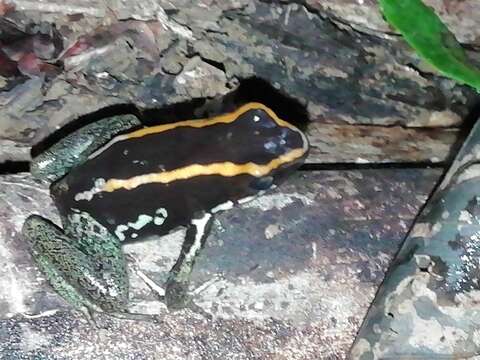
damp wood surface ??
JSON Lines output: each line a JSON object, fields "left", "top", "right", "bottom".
{"left": 0, "top": 169, "right": 441, "bottom": 359}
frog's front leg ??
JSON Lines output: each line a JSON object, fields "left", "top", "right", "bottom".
{"left": 165, "top": 212, "right": 214, "bottom": 309}
{"left": 31, "top": 114, "right": 141, "bottom": 182}
{"left": 22, "top": 213, "right": 129, "bottom": 314}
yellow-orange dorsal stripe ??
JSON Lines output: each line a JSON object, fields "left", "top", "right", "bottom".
{"left": 124, "top": 102, "right": 300, "bottom": 139}
{"left": 88, "top": 102, "right": 308, "bottom": 161}
{"left": 102, "top": 148, "right": 306, "bottom": 192}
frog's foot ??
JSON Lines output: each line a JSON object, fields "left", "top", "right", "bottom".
{"left": 131, "top": 262, "right": 210, "bottom": 318}
{"left": 163, "top": 279, "right": 212, "bottom": 319}
{"left": 31, "top": 114, "right": 142, "bottom": 182}
{"left": 22, "top": 215, "right": 130, "bottom": 316}
{"left": 165, "top": 213, "right": 214, "bottom": 310}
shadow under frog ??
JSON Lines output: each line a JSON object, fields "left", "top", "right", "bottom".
{"left": 22, "top": 103, "right": 309, "bottom": 320}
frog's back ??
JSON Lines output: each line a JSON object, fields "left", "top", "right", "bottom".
{"left": 52, "top": 103, "right": 308, "bottom": 242}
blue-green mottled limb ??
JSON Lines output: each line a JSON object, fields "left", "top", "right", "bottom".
{"left": 23, "top": 214, "right": 129, "bottom": 313}
{"left": 31, "top": 114, "right": 141, "bottom": 182}
{"left": 165, "top": 213, "right": 213, "bottom": 309}
{"left": 350, "top": 118, "right": 480, "bottom": 358}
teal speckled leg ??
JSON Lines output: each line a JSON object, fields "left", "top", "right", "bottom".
{"left": 165, "top": 213, "right": 214, "bottom": 309}
{"left": 25, "top": 115, "right": 152, "bottom": 320}
{"left": 31, "top": 114, "right": 141, "bottom": 182}
{"left": 23, "top": 214, "right": 130, "bottom": 314}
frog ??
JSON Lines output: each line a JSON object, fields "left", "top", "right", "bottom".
{"left": 22, "top": 102, "right": 309, "bottom": 319}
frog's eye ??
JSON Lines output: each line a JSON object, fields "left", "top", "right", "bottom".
{"left": 250, "top": 176, "right": 274, "bottom": 190}
{"left": 250, "top": 110, "right": 276, "bottom": 128}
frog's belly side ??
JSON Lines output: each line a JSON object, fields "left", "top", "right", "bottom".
{"left": 54, "top": 174, "right": 257, "bottom": 242}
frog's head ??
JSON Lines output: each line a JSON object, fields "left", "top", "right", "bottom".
{"left": 231, "top": 103, "right": 309, "bottom": 191}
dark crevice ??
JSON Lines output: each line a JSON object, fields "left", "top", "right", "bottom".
{"left": 140, "top": 77, "right": 309, "bottom": 129}
{"left": 229, "top": 77, "right": 310, "bottom": 131}
{"left": 139, "top": 98, "right": 208, "bottom": 126}
{"left": 204, "top": 28, "right": 228, "bottom": 36}
{"left": 143, "top": 77, "right": 311, "bottom": 131}
{"left": 404, "top": 62, "right": 436, "bottom": 81}
{"left": 124, "top": 39, "right": 134, "bottom": 50}
{"left": 330, "top": 17, "right": 401, "bottom": 39}
{"left": 199, "top": 56, "right": 226, "bottom": 73}
{"left": 461, "top": 43, "right": 480, "bottom": 52}
{"left": 164, "top": 8, "right": 179, "bottom": 16}
{"left": 0, "top": 161, "right": 30, "bottom": 175}
{"left": 385, "top": 90, "right": 447, "bottom": 112}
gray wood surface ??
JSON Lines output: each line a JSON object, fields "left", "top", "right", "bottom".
{"left": 306, "top": 123, "right": 459, "bottom": 164}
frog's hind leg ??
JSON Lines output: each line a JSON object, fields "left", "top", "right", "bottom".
{"left": 165, "top": 212, "right": 214, "bottom": 310}
{"left": 31, "top": 114, "right": 141, "bottom": 182}
{"left": 22, "top": 214, "right": 130, "bottom": 316}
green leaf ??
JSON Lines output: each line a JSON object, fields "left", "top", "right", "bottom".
{"left": 380, "top": 0, "right": 480, "bottom": 92}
